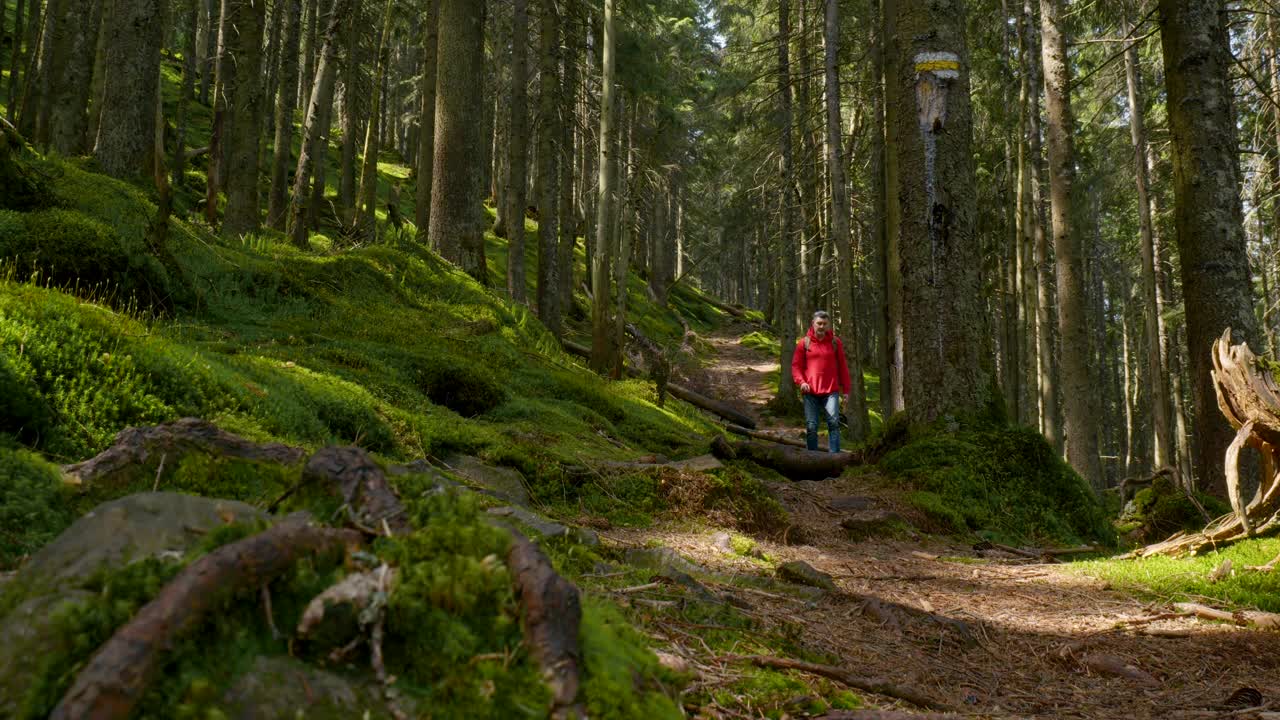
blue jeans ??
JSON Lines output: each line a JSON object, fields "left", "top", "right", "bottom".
{"left": 803, "top": 393, "right": 841, "bottom": 453}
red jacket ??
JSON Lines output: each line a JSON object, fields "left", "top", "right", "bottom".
{"left": 791, "top": 328, "right": 851, "bottom": 396}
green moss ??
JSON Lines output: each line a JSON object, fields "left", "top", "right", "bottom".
{"left": 1123, "top": 473, "right": 1228, "bottom": 541}
{"left": 739, "top": 330, "right": 779, "bottom": 356}
{"left": 0, "top": 445, "right": 73, "bottom": 569}
{"left": 882, "top": 426, "right": 1114, "bottom": 545}
{"left": 579, "top": 598, "right": 683, "bottom": 718}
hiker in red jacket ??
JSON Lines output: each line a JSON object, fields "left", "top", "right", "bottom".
{"left": 791, "top": 310, "right": 851, "bottom": 453}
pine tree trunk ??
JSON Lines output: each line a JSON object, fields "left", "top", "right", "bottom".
{"left": 1159, "top": 0, "right": 1261, "bottom": 495}
{"left": 287, "top": 0, "right": 348, "bottom": 248}
{"left": 337, "top": 11, "right": 361, "bottom": 227}
{"left": 881, "top": 0, "right": 905, "bottom": 417}
{"left": 1025, "top": 0, "right": 1058, "bottom": 450}
{"left": 205, "top": 0, "right": 228, "bottom": 224}
{"left": 824, "top": 0, "right": 868, "bottom": 440}
{"left": 172, "top": 0, "right": 199, "bottom": 185}
{"left": 1040, "top": 0, "right": 1099, "bottom": 487}
{"left": 1123, "top": 17, "right": 1172, "bottom": 470}
{"left": 262, "top": 1, "right": 283, "bottom": 141}
{"left": 6, "top": 0, "right": 27, "bottom": 118}
{"left": 45, "top": 0, "right": 95, "bottom": 155}
{"left": 355, "top": 0, "right": 394, "bottom": 239}
{"left": 93, "top": 0, "right": 163, "bottom": 179}
{"left": 590, "top": 0, "right": 618, "bottom": 374}
{"left": 199, "top": 0, "right": 215, "bottom": 105}
{"left": 267, "top": 0, "right": 303, "bottom": 229}
{"left": 219, "top": 0, "right": 265, "bottom": 239}
{"left": 536, "top": 0, "right": 562, "bottom": 337}
{"left": 504, "top": 0, "right": 531, "bottom": 301}
{"left": 775, "top": 0, "right": 799, "bottom": 409}
{"left": 892, "top": 0, "right": 983, "bottom": 422}
{"left": 414, "top": 0, "right": 440, "bottom": 240}
{"left": 429, "top": 0, "right": 487, "bottom": 282}
{"left": 556, "top": 9, "right": 579, "bottom": 316}
{"left": 13, "top": 0, "right": 41, "bottom": 127}
{"left": 298, "top": 0, "right": 317, "bottom": 112}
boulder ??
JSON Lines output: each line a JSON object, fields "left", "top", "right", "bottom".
{"left": 840, "top": 510, "right": 909, "bottom": 540}
{"left": 220, "top": 655, "right": 395, "bottom": 720}
{"left": 623, "top": 547, "right": 704, "bottom": 576}
{"left": 11, "top": 491, "right": 268, "bottom": 599}
{"left": 442, "top": 454, "right": 533, "bottom": 507}
{"left": 776, "top": 560, "right": 837, "bottom": 591}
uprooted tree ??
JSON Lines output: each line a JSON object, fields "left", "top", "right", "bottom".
{"left": 1141, "top": 329, "right": 1280, "bottom": 556}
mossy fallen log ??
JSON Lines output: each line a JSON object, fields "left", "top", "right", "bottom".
{"left": 711, "top": 435, "right": 855, "bottom": 480}
{"left": 50, "top": 515, "right": 361, "bottom": 720}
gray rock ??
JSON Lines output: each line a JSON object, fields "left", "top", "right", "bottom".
{"left": 776, "top": 560, "right": 837, "bottom": 591}
{"left": 710, "top": 531, "right": 735, "bottom": 555}
{"left": 220, "top": 655, "right": 396, "bottom": 720}
{"left": 667, "top": 454, "right": 724, "bottom": 472}
{"left": 442, "top": 454, "right": 533, "bottom": 507}
{"left": 14, "top": 491, "right": 268, "bottom": 598}
{"left": 623, "top": 547, "right": 704, "bottom": 576}
{"left": 0, "top": 590, "right": 96, "bottom": 716}
{"left": 486, "top": 506, "right": 599, "bottom": 547}
{"left": 840, "top": 510, "right": 909, "bottom": 540}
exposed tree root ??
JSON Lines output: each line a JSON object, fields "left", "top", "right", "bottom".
{"left": 508, "top": 532, "right": 586, "bottom": 719}
{"left": 62, "top": 417, "right": 307, "bottom": 488}
{"left": 299, "top": 446, "right": 414, "bottom": 536}
{"left": 51, "top": 516, "right": 361, "bottom": 720}
{"left": 711, "top": 435, "right": 856, "bottom": 480}
{"left": 722, "top": 654, "right": 953, "bottom": 712}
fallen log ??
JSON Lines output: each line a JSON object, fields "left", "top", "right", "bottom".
{"left": 51, "top": 516, "right": 362, "bottom": 720}
{"left": 712, "top": 435, "right": 855, "bottom": 480}
{"left": 702, "top": 294, "right": 746, "bottom": 318}
{"left": 726, "top": 423, "right": 850, "bottom": 453}
{"left": 723, "top": 655, "right": 952, "bottom": 712}
{"left": 562, "top": 339, "right": 757, "bottom": 429}
{"left": 1173, "top": 602, "right": 1280, "bottom": 630}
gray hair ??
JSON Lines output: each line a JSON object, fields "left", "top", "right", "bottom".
{"left": 812, "top": 310, "right": 830, "bottom": 321}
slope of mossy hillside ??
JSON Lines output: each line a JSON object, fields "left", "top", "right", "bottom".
{"left": 879, "top": 424, "right": 1115, "bottom": 546}
{"left": 0, "top": 152, "right": 736, "bottom": 556}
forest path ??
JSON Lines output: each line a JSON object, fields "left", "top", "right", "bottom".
{"left": 622, "top": 324, "right": 1280, "bottom": 718}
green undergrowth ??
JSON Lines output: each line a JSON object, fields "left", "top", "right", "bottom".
{"left": 879, "top": 422, "right": 1114, "bottom": 546}
{"left": 0, "top": 444, "right": 73, "bottom": 569}
{"left": 1115, "top": 472, "right": 1229, "bottom": 543}
{"left": 1075, "top": 536, "right": 1280, "bottom": 613}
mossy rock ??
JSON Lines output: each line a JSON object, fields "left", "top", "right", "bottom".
{"left": 220, "top": 655, "right": 398, "bottom": 720}
{"left": 1124, "top": 474, "right": 1228, "bottom": 541}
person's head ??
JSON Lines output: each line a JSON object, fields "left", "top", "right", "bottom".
{"left": 811, "top": 310, "right": 830, "bottom": 335}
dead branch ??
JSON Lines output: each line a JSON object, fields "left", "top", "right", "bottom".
{"left": 1173, "top": 602, "right": 1280, "bottom": 630}
{"left": 722, "top": 654, "right": 953, "bottom": 712}
{"left": 51, "top": 517, "right": 361, "bottom": 720}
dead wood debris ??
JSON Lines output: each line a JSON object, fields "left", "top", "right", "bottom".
{"left": 720, "top": 654, "right": 953, "bottom": 712}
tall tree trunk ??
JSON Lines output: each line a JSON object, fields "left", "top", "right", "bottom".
{"left": 893, "top": 0, "right": 983, "bottom": 423}
{"left": 205, "top": 0, "right": 228, "bottom": 224}
{"left": 1123, "top": 17, "right": 1171, "bottom": 470}
{"left": 298, "top": 0, "right": 317, "bottom": 112}
{"left": 93, "top": 0, "right": 163, "bottom": 179}
{"left": 1159, "top": 0, "right": 1261, "bottom": 495}
{"left": 45, "top": 0, "right": 95, "bottom": 155}
{"left": 84, "top": 0, "right": 107, "bottom": 148}
{"left": 172, "top": 0, "right": 199, "bottom": 185}
{"left": 590, "top": 0, "right": 618, "bottom": 374}
{"left": 556, "top": 7, "right": 579, "bottom": 317}
{"left": 414, "top": 0, "right": 440, "bottom": 240}
{"left": 337, "top": 10, "right": 361, "bottom": 227}
{"left": 287, "top": 0, "right": 347, "bottom": 248}
{"left": 219, "top": 0, "right": 265, "bottom": 239}
{"left": 1040, "top": 0, "right": 1099, "bottom": 487}
{"left": 355, "top": 0, "right": 394, "bottom": 239}
{"left": 429, "top": 0, "right": 487, "bottom": 282}
{"left": 199, "top": 0, "right": 215, "bottom": 104}
{"left": 536, "top": 0, "right": 562, "bottom": 337}
{"left": 268, "top": 0, "right": 304, "bottom": 229}
{"left": 12, "top": 0, "right": 41, "bottom": 125}
{"left": 775, "top": 0, "right": 799, "bottom": 409}
{"left": 881, "top": 0, "right": 905, "bottom": 416}
{"left": 504, "top": 0, "right": 531, "bottom": 301}
{"left": 824, "top": 0, "right": 868, "bottom": 440}
{"left": 262, "top": 0, "right": 283, "bottom": 141}
{"left": 5, "top": 0, "right": 24, "bottom": 114}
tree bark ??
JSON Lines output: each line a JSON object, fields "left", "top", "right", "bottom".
{"left": 504, "top": 0, "right": 531, "bottom": 301}
{"left": 536, "top": 0, "right": 562, "bottom": 337}
{"left": 892, "top": 0, "right": 984, "bottom": 423}
{"left": 1039, "top": 0, "right": 1098, "bottom": 487}
{"left": 337, "top": 9, "right": 361, "bottom": 227}
{"left": 881, "top": 0, "right": 905, "bottom": 417}
{"left": 172, "top": 0, "right": 198, "bottom": 186}
{"left": 5, "top": 0, "right": 25, "bottom": 116}
{"left": 267, "top": 0, "right": 303, "bottom": 229}
{"left": 824, "top": 0, "right": 868, "bottom": 441}
{"left": 287, "top": 0, "right": 348, "bottom": 248}
{"left": 1123, "top": 17, "right": 1171, "bottom": 470}
{"left": 590, "top": 0, "right": 618, "bottom": 374}
{"left": 429, "top": 0, "right": 488, "bottom": 282}
{"left": 93, "top": 0, "right": 163, "bottom": 179}
{"left": 1159, "top": 0, "right": 1261, "bottom": 495}
{"left": 414, "top": 0, "right": 440, "bottom": 241}
{"left": 45, "top": 0, "right": 96, "bottom": 155}
{"left": 355, "top": 0, "right": 394, "bottom": 239}
{"left": 556, "top": 9, "right": 579, "bottom": 318}
{"left": 775, "top": 0, "right": 799, "bottom": 409}
{"left": 219, "top": 0, "right": 266, "bottom": 239}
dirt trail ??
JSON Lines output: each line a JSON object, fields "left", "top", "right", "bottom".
{"left": 627, "top": 326, "right": 1280, "bottom": 719}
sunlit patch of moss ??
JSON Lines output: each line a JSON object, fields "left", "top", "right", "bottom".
{"left": 740, "top": 330, "right": 779, "bottom": 356}
{"left": 578, "top": 597, "right": 683, "bottom": 718}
